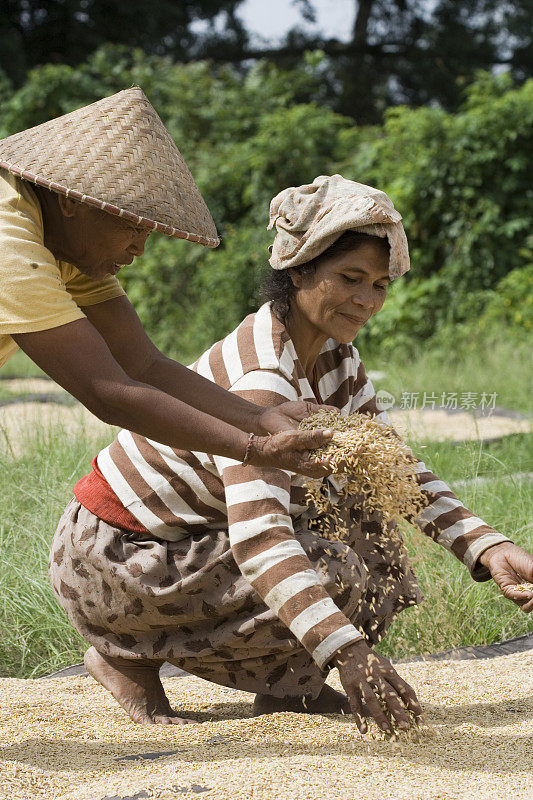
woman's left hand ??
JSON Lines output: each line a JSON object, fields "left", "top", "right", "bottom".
{"left": 257, "top": 401, "right": 336, "bottom": 435}
{"left": 479, "top": 542, "right": 533, "bottom": 613}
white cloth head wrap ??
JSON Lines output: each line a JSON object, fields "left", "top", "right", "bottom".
{"left": 267, "top": 174, "right": 409, "bottom": 279}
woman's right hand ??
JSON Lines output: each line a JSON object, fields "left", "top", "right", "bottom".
{"left": 248, "top": 428, "right": 333, "bottom": 477}
{"left": 332, "top": 639, "right": 422, "bottom": 734}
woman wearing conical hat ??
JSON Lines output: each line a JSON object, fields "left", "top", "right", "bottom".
{"left": 0, "top": 89, "right": 333, "bottom": 474}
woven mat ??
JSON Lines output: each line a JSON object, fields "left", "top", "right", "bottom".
{"left": 1, "top": 653, "right": 532, "bottom": 800}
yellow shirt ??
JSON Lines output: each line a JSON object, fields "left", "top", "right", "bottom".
{"left": 0, "top": 170, "right": 126, "bottom": 369}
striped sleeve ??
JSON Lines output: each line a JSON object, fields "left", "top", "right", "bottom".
{"left": 213, "top": 369, "right": 363, "bottom": 670}
{"left": 350, "top": 353, "right": 511, "bottom": 581}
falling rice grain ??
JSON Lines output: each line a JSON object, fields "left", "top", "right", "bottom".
{"left": 299, "top": 410, "right": 428, "bottom": 542}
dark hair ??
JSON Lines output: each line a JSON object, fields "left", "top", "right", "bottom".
{"left": 262, "top": 230, "right": 390, "bottom": 323}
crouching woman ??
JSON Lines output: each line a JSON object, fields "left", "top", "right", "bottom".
{"left": 49, "top": 176, "right": 533, "bottom": 733}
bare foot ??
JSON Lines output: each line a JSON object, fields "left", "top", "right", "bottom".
{"left": 84, "top": 646, "right": 193, "bottom": 725}
{"left": 253, "top": 684, "right": 353, "bottom": 716}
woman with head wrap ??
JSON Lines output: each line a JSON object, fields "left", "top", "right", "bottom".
{"left": 0, "top": 89, "right": 332, "bottom": 478}
{"left": 50, "top": 175, "right": 533, "bottom": 732}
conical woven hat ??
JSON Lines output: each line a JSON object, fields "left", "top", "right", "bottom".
{"left": 0, "top": 87, "right": 219, "bottom": 247}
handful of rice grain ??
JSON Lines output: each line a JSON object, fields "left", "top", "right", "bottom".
{"left": 299, "top": 409, "right": 428, "bottom": 541}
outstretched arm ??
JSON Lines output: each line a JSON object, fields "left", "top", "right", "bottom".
{"left": 83, "top": 295, "right": 328, "bottom": 437}
{"left": 13, "top": 317, "right": 330, "bottom": 475}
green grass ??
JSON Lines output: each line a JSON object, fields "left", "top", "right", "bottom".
{"left": 0, "top": 349, "right": 50, "bottom": 402}
{"left": 365, "top": 336, "right": 533, "bottom": 415}
{"left": 376, "top": 433, "right": 533, "bottom": 660}
{"left": 0, "top": 385, "right": 31, "bottom": 402}
{"left": 0, "top": 348, "right": 46, "bottom": 380}
{"left": 0, "top": 383, "right": 72, "bottom": 404}
{"left": 0, "top": 423, "right": 115, "bottom": 678}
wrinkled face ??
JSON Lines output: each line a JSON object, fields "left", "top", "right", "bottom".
{"left": 290, "top": 240, "right": 391, "bottom": 343}
{"left": 59, "top": 196, "right": 151, "bottom": 280}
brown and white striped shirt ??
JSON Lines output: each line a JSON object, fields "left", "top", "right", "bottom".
{"left": 97, "top": 302, "right": 509, "bottom": 669}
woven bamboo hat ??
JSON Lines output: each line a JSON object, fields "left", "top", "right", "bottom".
{"left": 0, "top": 87, "right": 219, "bottom": 247}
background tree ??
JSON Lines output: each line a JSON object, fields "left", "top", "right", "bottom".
{"left": 1, "top": 1, "right": 532, "bottom": 122}
{"left": 0, "top": 0, "right": 248, "bottom": 87}
{"left": 4, "top": 47, "right": 529, "bottom": 359}
{"left": 210, "top": 0, "right": 532, "bottom": 121}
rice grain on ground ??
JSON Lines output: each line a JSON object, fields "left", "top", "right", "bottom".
{"left": 1, "top": 652, "right": 531, "bottom": 800}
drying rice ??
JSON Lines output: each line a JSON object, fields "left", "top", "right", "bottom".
{"left": 299, "top": 410, "right": 428, "bottom": 542}
{"left": 513, "top": 582, "right": 533, "bottom": 593}
{"left": 1, "top": 652, "right": 532, "bottom": 800}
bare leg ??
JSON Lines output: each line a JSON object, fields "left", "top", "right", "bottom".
{"left": 84, "top": 646, "right": 194, "bottom": 725}
{"left": 253, "top": 684, "right": 353, "bottom": 716}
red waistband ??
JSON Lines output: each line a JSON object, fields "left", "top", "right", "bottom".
{"left": 74, "top": 456, "right": 148, "bottom": 533}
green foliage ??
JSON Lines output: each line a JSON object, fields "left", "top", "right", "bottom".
{"left": 1, "top": 50, "right": 531, "bottom": 358}
{"left": 0, "top": 68, "right": 12, "bottom": 108}
{"left": 347, "top": 73, "right": 533, "bottom": 356}
{"left": 478, "top": 262, "right": 533, "bottom": 335}
{"left": 178, "top": 224, "right": 273, "bottom": 361}
{"left": 0, "top": 46, "right": 180, "bottom": 137}
{"left": 2, "top": 1, "right": 531, "bottom": 124}
{"left": 427, "top": 254, "right": 533, "bottom": 358}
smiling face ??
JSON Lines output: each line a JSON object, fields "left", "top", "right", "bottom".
{"left": 289, "top": 238, "right": 391, "bottom": 344}
{"left": 56, "top": 194, "right": 152, "bottom": 281}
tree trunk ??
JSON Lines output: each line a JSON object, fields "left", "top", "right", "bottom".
{"left": 353, "top": 0, "right": 375, "bottom": 49}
